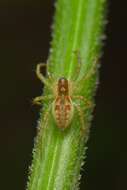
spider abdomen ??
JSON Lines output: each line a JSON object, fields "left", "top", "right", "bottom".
{"left": 52, "top": 96, "right": 74, "bottom": 129}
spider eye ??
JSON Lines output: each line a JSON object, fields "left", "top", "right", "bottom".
{"left": 58, "top": 77, "right": 68, "bottom": 84}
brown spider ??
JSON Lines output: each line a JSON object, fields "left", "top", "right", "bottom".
{"left": 33, "top": 54, "right": 96, "bottom": 131}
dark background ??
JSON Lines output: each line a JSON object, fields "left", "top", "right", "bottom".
{"left": 0, "top": 0, "right": 122, "bottom": 190}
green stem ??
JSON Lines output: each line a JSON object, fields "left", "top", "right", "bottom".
{"left": 27, "top": 0, "right": 106, "bottom": 190}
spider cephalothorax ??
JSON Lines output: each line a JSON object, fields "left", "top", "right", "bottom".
{"left": 57, "top": 77, "right": 69, "bottom": 96}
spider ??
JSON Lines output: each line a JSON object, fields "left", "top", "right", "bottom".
{"left": 33, "top": 53, "right": 96, "bottom": 131}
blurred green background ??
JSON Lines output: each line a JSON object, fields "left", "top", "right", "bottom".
{"left": 0, "top": 0, "right": 121, "bottom": 190}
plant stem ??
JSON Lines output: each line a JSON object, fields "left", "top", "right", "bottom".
{"left": 27, "top": 0, "right": 106, "bottom": 190}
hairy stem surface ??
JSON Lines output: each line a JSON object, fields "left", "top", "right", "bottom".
{"left": 27, "top": 0, "right": 106, "bottom": 190}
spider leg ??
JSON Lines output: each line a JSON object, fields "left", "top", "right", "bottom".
{"left": 36, "top": 63, "right": 53, "bottom": 89}
{"left": 32, "top": 95, "right": 53, "bottom": 105}
{"left": 43, "top": 105, "right": 52, "bottom": 126}
{"left": 74, "top": 103, "right": 89, "bottom": 136}
{"left": 37, "top": 104, "right": 52, "bottom": 144}
{"left": 71, "top": 50, "right": 81, "bottom": 81}
{"left": 73, "top": 95, "right": 93, "bottom": 109}
{"left": 73, "top": 50, "right": 82, "bottom": 65}
{"left": 46, "top": 59, "right": 56, "bottom": 81}
{"left": 76, "top": 58, "right": 98, "bottom": 84}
